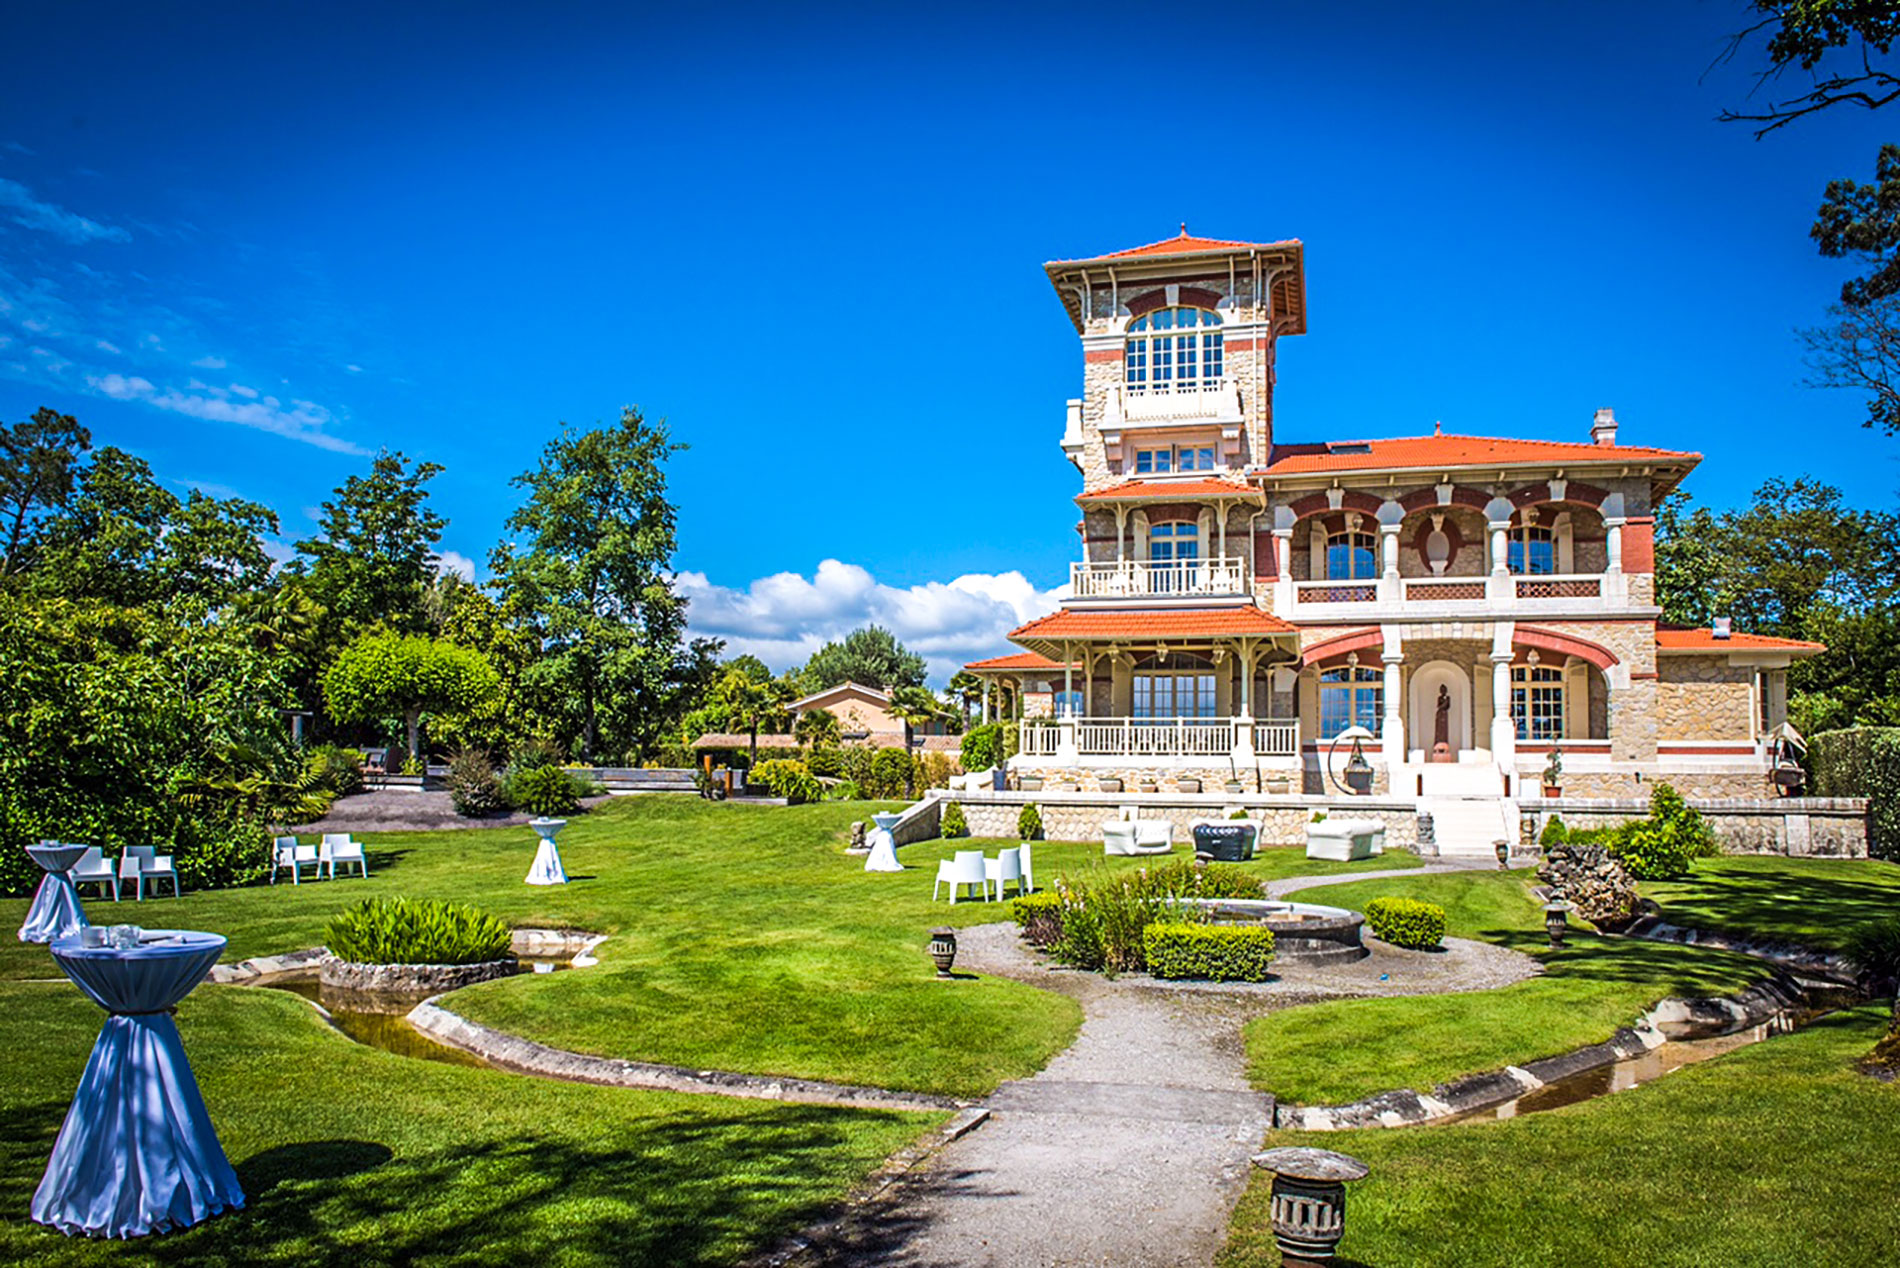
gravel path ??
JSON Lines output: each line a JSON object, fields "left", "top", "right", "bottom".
{"left": 799, "top": 910, "right": 1540, "bottom": 1268}
{"left": 289, "top": 789, "right": 614, "bottom": 834}
{"left": 1264, "top": 855, "right": 1502, "bottom": 898}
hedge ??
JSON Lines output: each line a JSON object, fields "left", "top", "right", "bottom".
{"left": 1810, "top": 727, "right": 1900, "bottom": 860}
{"left": 1142, "top": 923, "right": 1276, "bottom": 981}
{"left": 1363, "top": 897, "right": 1447, "bottom": 949}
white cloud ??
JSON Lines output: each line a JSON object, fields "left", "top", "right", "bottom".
{"left": 94, "top": 339, "right": 120, "bottom": 354}
{"left": 0, "top": 177, "right": 129, "bottom": 244}
{"left": 344, "top": 363, "right": 363, "bottom": 373}
{"left": 87, "top": 372, "right": 366, "bottom": 455}
{"left": 435, "top": 550, "right": 477, "bottom": 583}
{"left": 191, "top": 355, "right": 226, "bottom": 369}
{"left": 678, "top": 559, "right": 1064, "bottom": 685}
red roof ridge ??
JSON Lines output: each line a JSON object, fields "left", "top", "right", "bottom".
{"left": 1049, "top": 229, "right": 1302, "bottom": 266}
{"left": 1077, "top": 476, "right": 1257, "bottom": 502}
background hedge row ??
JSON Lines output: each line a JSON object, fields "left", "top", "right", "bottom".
{"left": 1809, "top": 727, "right": 1900, "bottom": 861}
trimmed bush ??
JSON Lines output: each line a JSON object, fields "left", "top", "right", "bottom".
{"left": 750, "top": 759, "right": 822, "bottom": 805}
{"left": 1609, "top": 820, "right": 1692, "bottom": 880}
{"left": 1540, "top": 816, "right": 1568, "bottom": 847}
{"left": 1018, "top": 803, "right": 1043, "bottom": 840}
{"left": 1011, "top": 891, "right": 1063, "bottom": 947}
{"left": 1810, "top": 727, "right": 1900, "bottom": 860}
{"left": 1144, "top": 923, "right": 1276, "bottom": 981}
{"left": 940, "top": 801, "right": 968, "bottom": 837}
{"left": 806, "top": 747, "right": 845, "bottom": 779}
{"left": 868, "top": 747, "right": 915, "bottom": 800}
{"left": 1648, "top": 782, "right": 1719, "bottom": 858}
{"left": 960, "top": 722, "right": 1006, "bottom": 772}
{"left": 1364, "top": 897, "right": 1447, "bottom": 949}
{"left": 446, "top": 747, "right": 508, "bottom": 817}
{"left": 503, "top": 764, "right": 585, "bottom": 817}
{"left": 326, "top": 897, "right": 512, "bottom": 966}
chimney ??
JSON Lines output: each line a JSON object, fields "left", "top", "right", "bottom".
{"left": 1713, "top": 616, "right": 1732, "bottom": 640}
{"left": 1591, "top": 407, "right": 1618, "bottom": 447}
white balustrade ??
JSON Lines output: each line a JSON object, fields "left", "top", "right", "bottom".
{"left": 1070, "top": 556, "right": 1247, "bottom": 600}
{"left": 1015, "top": 718, "right": 1298, "bottom": 759}
{"left": 1109, "top": 379, "right": 1243, "bottom": 424}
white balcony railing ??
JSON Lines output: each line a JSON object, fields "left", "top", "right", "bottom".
{"left": 1070, "top": 556, "right": 1248, "bottom": 600}
{"left": 1017, "top": 718, "right": 1298, "bottom": 759}
{"left": 1296, "top": 580, "right": 1377, "bottom": 604}
{"left": 1402, "top": 578, "right": 1486, "bottom": 602}
{"left": 1514, "top": 574, "right": 1603, "bottom": 600}
{"left": 1107, "top": 379, "right": 1244, "bottom": 426}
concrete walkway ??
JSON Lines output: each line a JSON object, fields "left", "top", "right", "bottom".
{"left": 1265, "top": 854, "right": 1502, "bottom": 898}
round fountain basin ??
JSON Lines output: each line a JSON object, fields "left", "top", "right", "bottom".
{"left": 1174, "top": 899, "right": 1369, "bottom": 965}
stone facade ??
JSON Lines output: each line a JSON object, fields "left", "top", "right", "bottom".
{"left": 946, "top": 790, "right": 1422, "bottom": 851}
{"left": 1656, "top": 655, "right": 1755, "bottom": 741}
{"left": 1522, "top": 796, "right": 1870, "bottom": 858}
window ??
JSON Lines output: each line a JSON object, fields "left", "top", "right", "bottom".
{"left": 1135, "top": 445, "right": 1217, "bottom": 474}
{"left": 1133, "top": 672, "right": 1218, "bottom": 719}
{"left": 1511, "top": 665, "right": 1565, "bottom": 740}
{"left": 1507, "top": 524, "right": 1555, "bottom": 575}
{"left": 1125, "top": 306, "right": 1224, "bottom": 393}
{"left": 1148, "top": 520, "right": 1199, "bottom": 563}
{"left": 1054, "top": 689, "right": 1083, "bottom": 717}
{"left": 1325, "top": 530, "right": 1378, "bottom": 580}
{"left": 1318, "top": 664, "right": 1382, "bottom": 739}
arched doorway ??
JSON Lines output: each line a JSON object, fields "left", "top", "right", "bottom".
{"left": 1408, "top": 661, "right": 1471, "bottom": 759}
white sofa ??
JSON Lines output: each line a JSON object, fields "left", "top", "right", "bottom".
{"left": 1304, "top": 818, "right": 1386, "bottom": 861}
{"left": 1103, "top": 813, "right": 1174, "bottom": 856}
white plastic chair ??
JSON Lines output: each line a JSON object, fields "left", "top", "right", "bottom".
{"left": 985, "top": 847, "right": 1024, "bottom": 900}
{"left": 319, "top": 833, "right": 369, "bottom": 879}
{"left": 933, "top": 849, "right": 991, "bottom": 903}
{"left": 70, "top": 846, "right": 118, "bottom": 901}
{"left": 1019, "top": 841, "right": 1035, "bottom": 894}
{"left": 119, "top": 846, "right": 178, "bottom": 900}
{"left": 272, "top": 836, "right": 320, "bottom": 885}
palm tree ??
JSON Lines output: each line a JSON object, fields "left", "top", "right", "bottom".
{"left": 886, "top": 685, "right": 947, "bottom": 797}
{"left": 716, "top": 668, "right": 790, "bottom": 770}
{"left": 795, "top": 706, "right": 841, "bottom": 747}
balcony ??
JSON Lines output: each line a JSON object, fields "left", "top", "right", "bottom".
{"left": 1018, "top": 717, "right": 1298, "bottom": 759}
{"left": 1069, "top": 556, "right": 1249, "bottom": 603}
{"left": 1105, "top": 378, "right": 1244, "bottom": 428}
{"left": 1285, "top": 572, "right": 1625, "bottom": 615}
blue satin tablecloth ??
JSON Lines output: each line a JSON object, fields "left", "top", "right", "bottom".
{"left": 19, "top": 844, "right": 89, "bottom": 944}
{"left": 32, "top": 930, "right": 244, "bottom": 1238}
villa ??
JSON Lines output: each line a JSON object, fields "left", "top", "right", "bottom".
{"left": 962, "top": 229, "right": 1828, "bottom": 851}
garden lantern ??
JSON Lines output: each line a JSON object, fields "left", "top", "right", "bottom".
{"left": 1342, "top": 738, "right": 1373, "bottom": 796}
{"left": 1545, "top": 898, "right": 1572, "bottom": 949}
{"left": 927, "top": 927, "right": 957, "bottom": 978}
{"left": 1251, "top": 1147, "right": 1370, "bottom": 1266}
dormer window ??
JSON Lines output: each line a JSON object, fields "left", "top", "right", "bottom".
{"left": 1134, "top": 445, "right": 1217, "bottom": 474}
{"left": 1125, "top": 307, "right": 1223, "bottom": 394}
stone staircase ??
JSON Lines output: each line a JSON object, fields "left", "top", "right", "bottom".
{"left": 1409, "top": 763, "right": 1517, "bottom": 857}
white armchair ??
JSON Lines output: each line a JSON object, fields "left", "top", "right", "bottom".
{"left": 119, "top": 846, "right": 178, "bottom": 900}
{"left": 1104, "top": 810, "right": 1174, "bottom": 856}
{"left": 320, "top": 833, "right": 369, "bottom": 879}
{"left": 933, "top": 849, "right": 992, "bottom": 903}
{"left": 1305, "top": 818, "right": 1384, "bottom": 862}
{"left": 71, "top": 846, "right": 118, "bottom": 902}
{"left": 272, "top": 836, "right": 319, "bottom": 885}
{"left": 985, "top": 847, "right": 1024, "bottom": 900}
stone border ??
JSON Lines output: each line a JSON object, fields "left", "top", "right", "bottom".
{"left": 322, "top": 956, "right": 517, "bottom": 994}
{"left": 208, "top": 947, "right": 330, "bottom": 985}
{"left": 407, "top": 1000, "right": 966, "bottom": 1113}
{"left": 207, "top": 928, "right": 610, "bottom": 987}
{"left": 1626, "top": 916, "right": 1854, "bottom": 983}
{"left": 1273, "top": 975, "right": 1810, "bottom": 1130}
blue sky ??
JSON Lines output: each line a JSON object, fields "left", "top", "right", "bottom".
{"left": 3, "top": 1, "right": 1895, "bottom": 681}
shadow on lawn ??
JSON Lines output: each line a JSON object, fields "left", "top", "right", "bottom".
{"left": 1474, "top": 927, "right": 1774, "bottom": 998}
{"left": 1650, "top": 866, "right": 1900, "bottom": 946}
{"left": 5, "top": 1104, "right": 918, "bottom": 1268}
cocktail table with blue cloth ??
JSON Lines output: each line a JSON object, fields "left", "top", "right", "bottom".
{"left": 19, "top": 844, "right": 90, "bottom": 943}
{"left": 33, "top": 930, "right": 244, "bottom": 1238}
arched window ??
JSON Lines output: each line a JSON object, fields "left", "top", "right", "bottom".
{"left": 1132, "top": 652, "right": 1216, "bottom": 719}
{"left": 1148, "top": 520, "right": 1199, "bottom": 563}
{"left": 1511, "top": 664, "right": 1564, "bottom": 740}
{"left": 1319, "top": 662, "right": 1383, "bottom": 739}
{"left": 1507, "top": 523, "right": 1555, "bottom": 575}
{"left": 1326, "top": 530, "right": 1378, "bottom": 580}
{"left": 1125, "top": 306, "right": 1223, "bottom": 394}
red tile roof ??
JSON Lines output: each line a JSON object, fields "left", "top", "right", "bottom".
{"left": 1656, "top": 627, "right": 1825, "bottom": 654}
{"left": 1077, "top": 477, "right": 1258, "bottom": 503}
{"left": 1263, "top": 434, "right": 1700, "bottom": 477}
{"left": 964, "top": 652, "right": 1076, "bottom": 672}
{"left": 1050, "top": 229, "right": 1302, "bottom": 265}
{"left": 1011, "top": 607, "right": 1296, "bottom": 645}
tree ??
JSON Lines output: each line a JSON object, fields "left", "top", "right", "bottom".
{"left": 947, "top": 669, "right": 986, "bottom": 722}
{"left": 885, "top": 684, "right": 948, "bottom": 796}
{"left": 322, "top": 631, "right": 501, "bottom": 763}
{"left": 800, "top": 624, "right": 926, "bottom": 692}
{"left": 491, "top": 407, "right": 693, "bottom": 763}
{"left": 292, "top": 450, "right": 446, "bottom": 636}
{"left": 794, "top": 706, "right": 841, "bottom": 747}
{"left": 0, "top": 407, "right": 90, "bottom": 582}
{"left": 715, "top": 666, "right": 792, "bottom": 768}
{"left": 1720, "top": 1, "right": 1900, "bottom": 136}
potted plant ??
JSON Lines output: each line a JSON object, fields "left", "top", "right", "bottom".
{"left": 1224, "top": 773, "right": 1245, "bottom": 794}
{"left": 1098, "top": 775, "right": 1123, "bottom": 793}
{"left": 1178, "top": 777, "right": 1202, "bottom": 794}
{"left": 1263, "top": 772, "right": 1291, "bottom": 795}
{"left": 1020, "top": 773, "right": 1044, "bottom": 792}
{"left": 1542, "top": 746, "right": 1563, "bottom": 799}
{"left": 1138, "top": 776, "right": 1158, "bottom": 793}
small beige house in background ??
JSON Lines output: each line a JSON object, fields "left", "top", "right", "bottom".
{"left": 790, "top": 682, "right": 959, "bottom": 750}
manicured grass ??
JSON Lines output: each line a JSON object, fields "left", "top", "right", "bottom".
{"left": 1641, "top": 854, "right": 1900, "bottom": 952}
{"left": 0, "top": 981, "right": 933, "bottom": 1267}
{"left": 3, "top": 798, "right": 1086, "bottom": 1098}
{"left": 1222, "top": 1006, "right": 1900, "bottom": 1268}
{"left": 1242, "top": 870, "right": 1775, "bottom": 1104}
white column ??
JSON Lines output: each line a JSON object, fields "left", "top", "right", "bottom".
{"left": 1382, "top": 652, "right": 1405, "bottom": 770}
{"left": 983, "top": 679, "right": 992, "bottom": 723}
{"left": 1602, "top": 514, "right": 1628, "bottom": 604}
{"left": 1380, "top": 524, "right": 1402, "bottom": 603}
{"left": 1274, "top": 529, "right": 1294, "bottom": 612}
{"left": 1490, "top": 652, "right": 1517, "bottom": 771}
{"left": 1488, "top": 519, "right": 1513, "bottom": 607}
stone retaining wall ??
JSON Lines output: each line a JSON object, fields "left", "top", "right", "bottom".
{"left": 320, "top": 956, "right": 518, "bottom": 994}
{"left": 941, "top": 790, "right": 1422, "bottom": 851}
{"left": 1521, "top": 796, "right": 1871, "bottom": 858}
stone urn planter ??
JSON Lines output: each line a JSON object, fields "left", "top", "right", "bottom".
{"left": 1263, "top": 774, "right": 1291, "bottom": 795}
{"left": 1098, "top": 777, "right": 1123, "bottom": 793}
{"left": 1020, "top": 776, "right": 1044, "bottom": 792}
{"left": 1177, "top": 777, "right": 1202, "bottom": 794}
{"left": 1138, "top": 779, "right": 1158, "bottom": 794}
{"left": 1224, "top": 778, "right": 1245, "bottom": 794}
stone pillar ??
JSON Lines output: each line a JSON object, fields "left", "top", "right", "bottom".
{"left": 1603, "top": 516, "right": 1624, "bottom": 575}
{"left": 1490, "top": 653, "right": 1517, "bottom": 770}
{"left": 1056, "top": 717, "right": 1079, "bottom": 764}
{"left": 1232, "top": 716, "right": 1256, "bottom": 765}
{"left": 1379, "top": 524, "right": 1402, "bottom": 603}
{"left": 1274, "top": 529, "right": 1294, "bottom": 613}
{"left": 1488, "top": 519, "right": 1512, "bottom": 607}
{"left": 1381, "top": 652, "right": 1405, "bottom": 770}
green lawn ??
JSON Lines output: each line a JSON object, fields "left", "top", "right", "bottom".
{"left": 1242, "top": 869, "right": 1775, "bottom": 1104}
{"left": 0, "top": 980, "right": 933, "bottom": 1267}
{"left": 1222, "top": 1006, "right": 1900, "bottom": 1268}
{"left": 1640, "top": 854, "right": 1900, "bottom": 952}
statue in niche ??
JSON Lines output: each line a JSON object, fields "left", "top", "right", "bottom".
{"left": 1430, "top": 683, "right": 1454, "bottom": 762}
